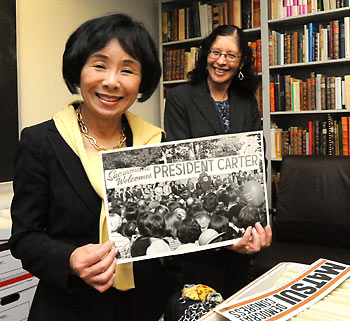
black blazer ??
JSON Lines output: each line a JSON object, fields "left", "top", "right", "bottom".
{"left": 164, "top": 80, "right": 262, "bottom": 141}
{"left": 10, "top": 120, "right": 167, "bottom": 321}
{"left": 163, "top": 80, "right": 262, "bottom": 298}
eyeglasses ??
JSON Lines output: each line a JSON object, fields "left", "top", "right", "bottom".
{"left": 208, "top": 50, "right": 241, "bottom": 62}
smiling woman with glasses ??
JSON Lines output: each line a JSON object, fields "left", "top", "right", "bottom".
{"left": 164, "top": 24, "right": 271, "bottom": 300}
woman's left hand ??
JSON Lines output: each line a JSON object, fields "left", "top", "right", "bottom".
{"left": 226, "top": 222, "right": 272, "bottom": 254}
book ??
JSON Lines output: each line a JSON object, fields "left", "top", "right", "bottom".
{"left": 275, "top": 129, "right": 283, "bottom": 158}
{"left": 189, "top": 2, "right": 201, "bottom": 38}
{"left": 270, "top": 82, "right": 276, "bottom": 112}
{"left": 306, "top": 77, "right": 312, "bottom": 110}
{"left": 207, "top": 3, "right": 213, "bottom": 33}
{"left": 171, "top": 8, "right": 178, "bottom": 41}
{"left": 291, "top": 79, "right": 301, "bottom": 111}
{"left": 341, "top": 116, "right": 348, "bottom": 155}
{"left": 308, "top": 120, "right": 313, "bottom": 155}
{"left": 292, "top": 31, "right": 299, "bottom": 64}
{"left": 241, "top": 0, "right": 252, "bottom": 29}
{"left": 199, "top": 3, "right": 209, "bottom": 37}
{"left": 310, "top": 72, "right": 316, "bottom": 110}
{"left": 162, "top": 11, "right": 168, "bottom": 42}
{"left": 232, "top": 0, "right": 242, "bottom": 28}
{"left": 326, "top": 76, "right": 331, "bottom": 109}
{"left": 270, "top": 127, "right": 277, "bottom": 158}
{"left": 339, "top": 20, "right": 345, "bottom": 58}
{"left": 256, "top": 39, "right": 262, "bottom": 72}
{"left": 329, "top": 21, "right": 334, "bottom": 59}
{"left": 335, "top": 76, "right": 342, "bottom": 109}
{"left": 252, "top": 0, "right": 261, "bottom": 28}
{"left": 282, "top": 130, "right": 290, "bottom": 156}
{"left": 285, "top": 74, "right": 292, "bottom": 111}
{"left": 345, "top": 17, "right": 350, "bottom": 58}
{"left": 275, "top": 73, "right": 285, "bottom": 111}
{"left": 321, "top": 121, "right": 327, "bottom": 155}
{"left": 326, "top": 114, "right": 334, "bottom": 155}
{"left": 290, "top": 126, "right": 298, "bottom": 154}
{"left": 334, "top": 119, "right": 340, "bottom": 155}
{"left": 338, "top": 119, "right": 343, "bottom": 155}
{"left": 314, "top": 120, "right": 320, "bottom": 155}
{"left": 320, "top": 74, "right": 326, "bottom": 110}
{"left": 228, "top": 0, "right": 235, "bottom": 26}
{"left": 308, "top": 22, "right": 314, "bottom": 62}
{"left": 301, "top": 80, "right": 307, "bottom": 110}
{"left": 344, "top": 75, "right": 350, "bottom": 109}
{"left": 211, "top": 4, "right": 220, "bottom": 29}
{"left": 333, "top": 20, "right": 340, "bottom": 59}
{"left": 297, "top": 128, "right": 303, "bottom": 154}
{"left": 178, "top": 8, "right": 185, "bottom": 41}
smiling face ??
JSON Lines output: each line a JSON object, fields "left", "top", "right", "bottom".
{"left": 207, "top": 34, "right": 242, "bottom": 88}
{"left": 79, "top": 38, "right": 142, "bottom": 122}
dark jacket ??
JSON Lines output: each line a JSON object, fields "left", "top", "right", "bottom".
{"left": 10, "top": 120, "right": 167, "bottom": 321}
{"left": 164, "top": 80, "right": 261, "bottom": 141}
{"left": 164, "top": 80, "right": 261, "bottom": 298}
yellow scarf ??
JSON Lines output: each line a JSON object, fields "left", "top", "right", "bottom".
{"left": 53, "top": 102, "right": 163, "bottom": 290}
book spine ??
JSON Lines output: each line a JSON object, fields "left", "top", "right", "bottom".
{"left": 315, "top": 120, "right": 320, "bottom": 155}
{"left": 321, "top": 75, "right": 326, "bottom": 110}
{"left": 256, "top": 39, "right": 262, "bottom": 72}
{"left": 308, "top": 22, "right": 314, "bottom": 62}
{"left": 341, "top": 116, "right": 348, "bottom": 155}
{"left": 333, "top": 20, "right": 340, "bottom": 59}
{"left": 308, "top": 120, "right": 313, "bottom": 154}
{"left": 252, "top": 0, "right": 261, "bottom": 28}
{"left": 311, "top": 72, "right": 316, "bottom": 110}
{"left": 276, "top": 129, "right": 283, "bottom": 158}
{"left": 321, "top": 121, "right": 327, "bottom": 155}
{"left": 326, "top": 76, "right": 331, "bottom": 110}
{"left": 270, "top": 82, "right": 276, "bottom": 112}
{"left": 285, "top": 75, "right": 292, "bottom": 111}
{"left": 339, "top": 20, "right": 345, "bottom": 58}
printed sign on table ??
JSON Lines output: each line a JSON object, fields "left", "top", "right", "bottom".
{"left": 215, "top": 259, "right": 350, "bottom": 321}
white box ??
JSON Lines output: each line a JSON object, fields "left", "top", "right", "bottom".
{"left": 0, "top": 284, "right": 37, "bottom": 321}
{"left": 199, "top": 262, "right": 308, "bottom": 321}
{"left": 0, "top": 249, "right": 23, "bottom": 278}
{"left": 0, "top": 216, "right": 11, "bottom": 242}
{"left": 0, "top": 245, "right": 39, "bottom": 298}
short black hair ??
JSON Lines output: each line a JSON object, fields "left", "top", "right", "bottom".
{"left": 62, "top": 13, "right": 161, "bottom": 102}
{"left": 137, "top": 212, "right": 166, "bottom": 238}
{"left": 188, "top": 24, "right": 260, "bottom": 95}
{"left": 177, "top": 218, "right": 201, "bottom": 244}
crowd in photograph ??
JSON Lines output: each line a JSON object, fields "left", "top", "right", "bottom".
{"left": 107, "top": 169, "right": 266, "bottom": 259}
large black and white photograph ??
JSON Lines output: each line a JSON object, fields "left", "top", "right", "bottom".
{"left": 100, "top": 130, "right": 268, "bottom": 263}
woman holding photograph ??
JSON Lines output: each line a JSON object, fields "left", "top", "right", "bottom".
{"left": 164, "top": 25, "right": 272, "bottom": 298}
{"left": 10, "top": 13, "right": 168, "bottom": 321}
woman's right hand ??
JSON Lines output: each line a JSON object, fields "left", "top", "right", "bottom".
{"left": 70, "top": 240, "right": 118, "bottom": 293}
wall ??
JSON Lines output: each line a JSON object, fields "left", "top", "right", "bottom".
{"left": 0, "top": 0, "right": 160, "bottom": 208}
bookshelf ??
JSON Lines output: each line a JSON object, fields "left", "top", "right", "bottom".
{"left": 265, "top": 3, "right": 350, "bottom": 206}
{"left": 158, "top": 0, "right": 350, "bottom": 205}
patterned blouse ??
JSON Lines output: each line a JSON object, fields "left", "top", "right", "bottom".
{"left": 213, "top": 99, "right": 230, "bottom": 134}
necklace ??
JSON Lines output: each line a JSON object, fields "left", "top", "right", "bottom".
{"left": 76, "top": 108, "right": 126, "bottom": 151}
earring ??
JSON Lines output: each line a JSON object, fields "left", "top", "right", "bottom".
{"left": 238, "top": 71, "right": 244, "bottom": 81}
